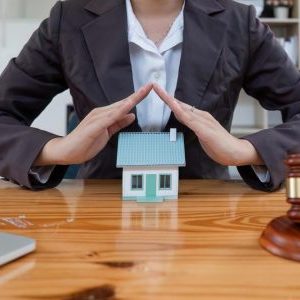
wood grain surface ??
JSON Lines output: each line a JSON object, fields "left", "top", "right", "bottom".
{"left": 0, "top": 179, "right": 298, "bottom": 300}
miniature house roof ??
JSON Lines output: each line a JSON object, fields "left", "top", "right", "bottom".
{"left": 117, "top": 131, "right": 186, "bottom": 167}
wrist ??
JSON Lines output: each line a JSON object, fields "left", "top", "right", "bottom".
{"left": 234, "top": 139, "right": 264, "bottom": 166}
{"left": 34, "top": 137, "right": 68, "bottom": 166}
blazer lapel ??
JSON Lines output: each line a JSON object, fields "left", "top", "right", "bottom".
{"left": 175, "top": 0, "right": 227, "bottom": 107}
{"left": 82, "top": 0, "right": 134, "bottom": 105}
{"left": 166, "top": 0, "right": 227, "bottom": 131}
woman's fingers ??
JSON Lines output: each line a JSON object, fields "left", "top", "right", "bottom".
{"left": 110, "top": 83, "right": 152, "bottom": 123}
{"left": 153, "top": 83, "right": 178, "bottom": 110}
{"left": 153, "top": 83, "right": 217, "bottom": 130}
{"left": 126, "top": 83, "right": 153, "bottom": 106}
{"left": 178, "top": 101, "right": 215, "bottom": 125}
{"left": 106, "top": 83, "right": 153, "bottom": 113}
{"left": 152, "top": 84, "right": 185, "bottom": 117}
{"left": 153, "top": 83, "right": 197, "bottom": 118}
{"left": 89, "top": 83, "right": 153, "bottom": 129}
{"left": 153, "top": 83, "right": 200, "bottom": 130}
{"left": 108, "top": 113, "right": 136, "bottom": 137}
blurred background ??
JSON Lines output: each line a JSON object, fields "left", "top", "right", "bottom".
{"left": 0, "top": 0, "right": 298, "bottom": 177}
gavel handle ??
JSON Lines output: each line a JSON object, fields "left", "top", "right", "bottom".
{"left": 287, "top": 198, "right": 300, "bottom": 223}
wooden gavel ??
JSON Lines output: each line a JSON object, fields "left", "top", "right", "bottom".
{"left": 260, "top": 153, "right": 300, "bottom": 261}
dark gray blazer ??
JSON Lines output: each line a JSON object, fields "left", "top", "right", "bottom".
{"left": 0, "top": 0, "right": 299, "bottom": 191}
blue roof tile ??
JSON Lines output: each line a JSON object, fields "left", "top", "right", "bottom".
{"left": 117, "top": 132, "right": 186, "bottom": 167}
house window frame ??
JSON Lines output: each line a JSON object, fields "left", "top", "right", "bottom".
{"left": 159, "top": 174, "right": 172, "bottom": 190}
{"left": 131, "top": 174, "right": 143, "bottom": 190}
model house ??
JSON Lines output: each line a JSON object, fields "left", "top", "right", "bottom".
{"left": 116, "top": 129, "right": 186, "bottom": 202}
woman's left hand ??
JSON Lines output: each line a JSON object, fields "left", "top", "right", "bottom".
{"left": 153, "top": 84, "right": 263, "bottom": 166}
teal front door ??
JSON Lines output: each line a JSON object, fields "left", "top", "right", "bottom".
{"left": 146, "top": 174, "right": 156, "bottom": 199}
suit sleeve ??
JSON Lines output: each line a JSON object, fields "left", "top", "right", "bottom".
{"left": 0, "top": 1, "right": 69, "bottom": 190}
{"left": 238, "top": 5, "right": 300, "bottom": 191}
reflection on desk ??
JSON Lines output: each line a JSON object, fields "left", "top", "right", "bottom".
{"left": 122, "top": 201, "right": 178, "bottom": 229}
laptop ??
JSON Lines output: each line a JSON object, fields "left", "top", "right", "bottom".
{"left": 0, "top": 233, "right": 36, "bottom": 266}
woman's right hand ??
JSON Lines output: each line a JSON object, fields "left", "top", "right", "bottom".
{"left": 34, "top": 83, "right": 153, "bottom": 166}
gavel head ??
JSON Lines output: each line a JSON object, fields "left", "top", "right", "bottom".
{"left": 285, "top": 154, "right": 300, "bottom": 222}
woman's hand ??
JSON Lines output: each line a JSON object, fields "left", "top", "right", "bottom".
{"left": 153, "top": 84, "right": 263, "bottom": 166}
{"left": 34, "top": 83, "right": 153, "bottom": 166}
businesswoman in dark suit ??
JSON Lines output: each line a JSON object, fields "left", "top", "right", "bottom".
{"left": 0, "top": 0, "right": 299, "bottom": 191}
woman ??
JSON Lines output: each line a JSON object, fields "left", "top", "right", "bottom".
{"left": 0, "top": 0, "right": 299, "bottom": 191}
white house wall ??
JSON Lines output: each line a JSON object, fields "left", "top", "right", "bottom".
{"left": 122, "top": 166, "right": 179, "bottom": 199}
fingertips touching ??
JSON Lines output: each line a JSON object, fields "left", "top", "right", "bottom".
{"left": 126, "top": 83, "right": 153, "bottom": 107}
{"left": 153, "top": 83, "right": 177, "bottom": 106}
{"left": 136, "top": 83, "right": 153, "bottom": 98}
{"left": 153, "top": 83, "right": 168, "bottom": 97}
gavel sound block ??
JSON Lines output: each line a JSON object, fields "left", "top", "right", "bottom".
{"left": 260, "top": 154, "right": 300, "bottom": 261}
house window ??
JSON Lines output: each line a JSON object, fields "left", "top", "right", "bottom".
{"left": 159, "top": 174, "right": 171, "bottom": 189}
{"left": 131, "top": 175, "right": 143, "bottom": 190}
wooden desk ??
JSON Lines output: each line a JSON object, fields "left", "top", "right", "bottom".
{"left": 0, "top": 179, "right": 299, "bottom": 300}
